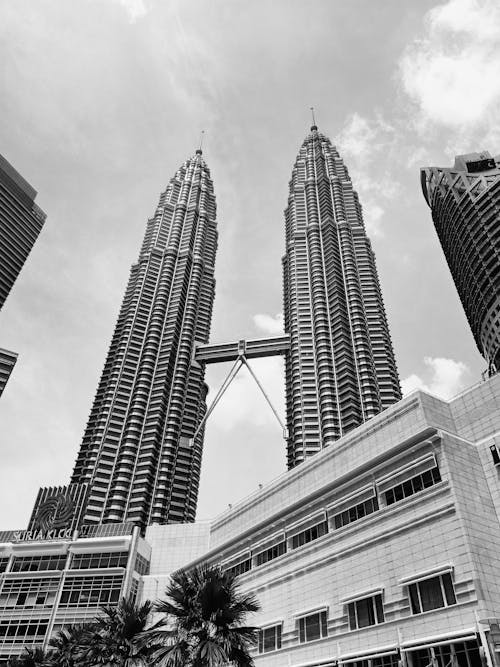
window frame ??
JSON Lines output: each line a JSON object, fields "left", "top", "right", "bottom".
{"left": 408, "top": 572, "right": 457, "bottom": 614}
{"left": 257, "top": 623, "right": 282, "bottom": 653}
{"left": 297, "top": 609, "right": 328, "bottom": 643}
{"left": 347, "top": 593, "right": 385, "bottom": 630}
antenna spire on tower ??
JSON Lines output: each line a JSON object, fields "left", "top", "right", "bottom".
{"left": 196, "top": 130, "right": 205, "bottom": 155}
{"left": 310, "top": 107, "right": 317, "bottom": 130}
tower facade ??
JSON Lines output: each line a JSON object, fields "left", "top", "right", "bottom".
{"left": 283, "top": 126, "right": 401, "bottom": 467}
{"left": 0, "top": 153, "right": 46, "bottom": 310}
{"left": 421, "top": 152, "right": 500, "bottom": 374}
{"left": 71, "top": 150, "right": 218, "bottom": 527}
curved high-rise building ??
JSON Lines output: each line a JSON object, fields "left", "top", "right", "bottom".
{"left": 71, "top": 150, "right": 218, "bottom": 526}
{"left": 421, "top": 152, "right": 500, "bottom": 374}
{"left": 283, "top": 126, "right": 401, "bottom": 467}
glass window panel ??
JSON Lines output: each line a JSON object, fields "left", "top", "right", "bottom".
{"left": 442, "top": 573, "right": 457, "bottom": 606}
{"left": 356, "top": 598, "right": 376, "bottom": 628}
{"left": 409, "top": 583, "right": 420, "bottom": 614}
{"left": 320, "top": 611, "right": 327, "bottom": 637}
{"left": 375, "top": 595, "right": 385, "bottom": 623}
{"left": 348, "top": 603, "right": 356, "bottom": 630}
{"left": 299, "top": 618, "right": 305, "bottom": 643}
{"left": 305, "top": 613, "right": 320, "bottom": 640}
{"left": 263, "top": 627, "right": 276, "bottom": 652}
{"left": 418, "top": 576, "right": 444, "bottom": 611}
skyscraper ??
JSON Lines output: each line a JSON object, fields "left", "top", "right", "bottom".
{"left": 71, "top": 149, "right": 218, "bottom": 527}
{"left": 283, "top": 125, "right": 401, "bottom": 467}
{"left": 0, "top": 348, "right": 17, "bottom": 398}
{"left": 0, "top": 153, "right": 46, "bottom": 310}
{"left": 421, "top": 152, "right": 500, "bottom": 375}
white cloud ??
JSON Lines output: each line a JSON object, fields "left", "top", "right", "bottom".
{"left": 401, "top": 356, "right": 469, "bottom": 400}
{"left": 399, "top": 0, "right": 500, "bottom": 133}
{"left": 337, "top": 113, "right": 399, "bottom": 237}
{"left": 110, "top": 0, "right": 148, "bottom": 22}
{"left": 253, "top": 312, "right": 284, "bottom": 335}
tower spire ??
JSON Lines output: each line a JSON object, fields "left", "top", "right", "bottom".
{"left": 310, "top": 107, "right": 317, "bottom": 131}
{"left": 196, "top": 130, "right": 205, "bottom": 155}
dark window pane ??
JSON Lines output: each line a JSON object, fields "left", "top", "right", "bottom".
{"left": 375, "top": 595, "right": 384, "bottom": 623}
{"left": 299, "top": 618, "right": 305, "bottom": 643}
{"left": 305, "top": 613, "right": 320, "bottom": 641}
{"left": 277, "top": 625, "right": 282, "bottom": 649}
{"left": 348, "top": 603, "right": 356, "bottom": 630}
{"left": 320, "top": 611, "right": 327, "bottom": 637}
{"left": 412, "top": 475, "right": 424, "bottom": 493}
{"left": 263, "top": 627, "right": 276, "bottom": 652}
{"left": 402, "top": 480, "right": 413, "bottom": 497}
{"left": 409, "top": 583, "right": 420, "bottom": 614}
{"left": 356, "top": 598, "right": 375, "bottom": 628}
{"left": 442, "top": 573, "right": 457, "bottom": 606}
{"left": 422, "top": 470, "right": 434, "bottom": 488}
{"left": 419, "top": 576, "right": 444, "bottom": 611}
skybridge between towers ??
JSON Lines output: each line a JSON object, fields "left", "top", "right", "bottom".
{"left": 191, "top": 334, "right": 291, "bottom": 441}
{"left": 194, "top": 334, "right": 290, "bottom": 364}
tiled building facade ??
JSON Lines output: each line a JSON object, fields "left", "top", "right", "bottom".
{"left": 141, "top": 373, "right": 500, "bottom": 667}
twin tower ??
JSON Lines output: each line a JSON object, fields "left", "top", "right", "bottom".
{"left": 67, "top": 126, "right": 402, "bottom": 529}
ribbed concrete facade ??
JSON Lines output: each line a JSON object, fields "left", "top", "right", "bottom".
{"left": 0, "top": 348, "right": 17, "bottom": 398}
{"left": 72, "top": 151, "right": 218, "bottom": 527}
{"left": 421, "top": 152, "right": 500, "bottom": 374}
{"left": 283, "top": 126, "right": 401, "bottom": 467}
{"left": 0, "top": 153, "right": 46, "bottom": 311}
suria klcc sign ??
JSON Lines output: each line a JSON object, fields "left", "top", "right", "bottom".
{"left": 12, "top": 527, "right": 74, "bottom": 542}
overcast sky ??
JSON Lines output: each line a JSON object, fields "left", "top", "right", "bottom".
{"left": 0, "top": 0, "right": 499, "bottom": 530}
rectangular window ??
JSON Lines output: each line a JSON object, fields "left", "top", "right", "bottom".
{"left": 347, "top": 594, "right": 384, "bottom": 630}
{"left": 409, "top": 573, "right": 456, "bottom": 614}
{"left": 224, "top": 558, "right": 252, "bottom": 578}
{"left": 298, "top": 610, "right": 328, "bottom": 643}
{"left": 291, "top": 521, "right": 328, "bottom": 550}
{"left": 11, "top": 555, "right": 66, "bottom": 572}
{"left": 255, "top": 541, "right": 286, "bottom": 567}
{"left": 385, "top": 467, "right": 441, "bottom": 506}
{"left": 71, "top": 551, "right": 129, "bottom": 570}
{"left": 257, "top": 624, "right": 282, "bottom": 653}
{"left": 334, "top": 497, "right": 379, "bottom": 529}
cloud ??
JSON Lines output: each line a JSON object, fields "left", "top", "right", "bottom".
{"left": 253, "top": 313, "right": 284, "bottom": 335}
{"left": 110, "top": 0, "right": 149, "bottom": 22}
{"left": 401, "top": 356, "right": 469, "bottom": 400}
{"left": 399, "top": 0, "right": 500, "bottom": 135}
{"left": 337, "top": 113, "right": 399, "bottom": 237}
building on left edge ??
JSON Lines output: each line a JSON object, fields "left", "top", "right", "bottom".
{"left": 0, "top": 152, "right": 47, "bottom": 398}
{"left": 0, "top": 153, "right": 46, "bottom": 311}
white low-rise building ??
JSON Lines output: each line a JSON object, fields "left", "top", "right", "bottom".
{"left": 143, "top": 374, "right": 500, "bottom": 667}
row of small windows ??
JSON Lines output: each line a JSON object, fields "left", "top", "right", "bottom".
{"left": 0, "top": 550, "right": 148, "bottom": 574}
{"left": 225, "top": 464, "right": 443, "bottom": 578}
{"left": 256, "top": 573, "right": 457, "bottom": 653}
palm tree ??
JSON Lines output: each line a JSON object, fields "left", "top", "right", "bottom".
{"left": 149, "top": 563, "right": 260, "bottom": 667}
{"left": 83, "top": 596, "right": 154, "bottom": 667}
{"left": 47, "top": 624, "right": 91, "bottom": 667}
{"left": 7, "top": 647, "right": 50, "bottom": 667}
